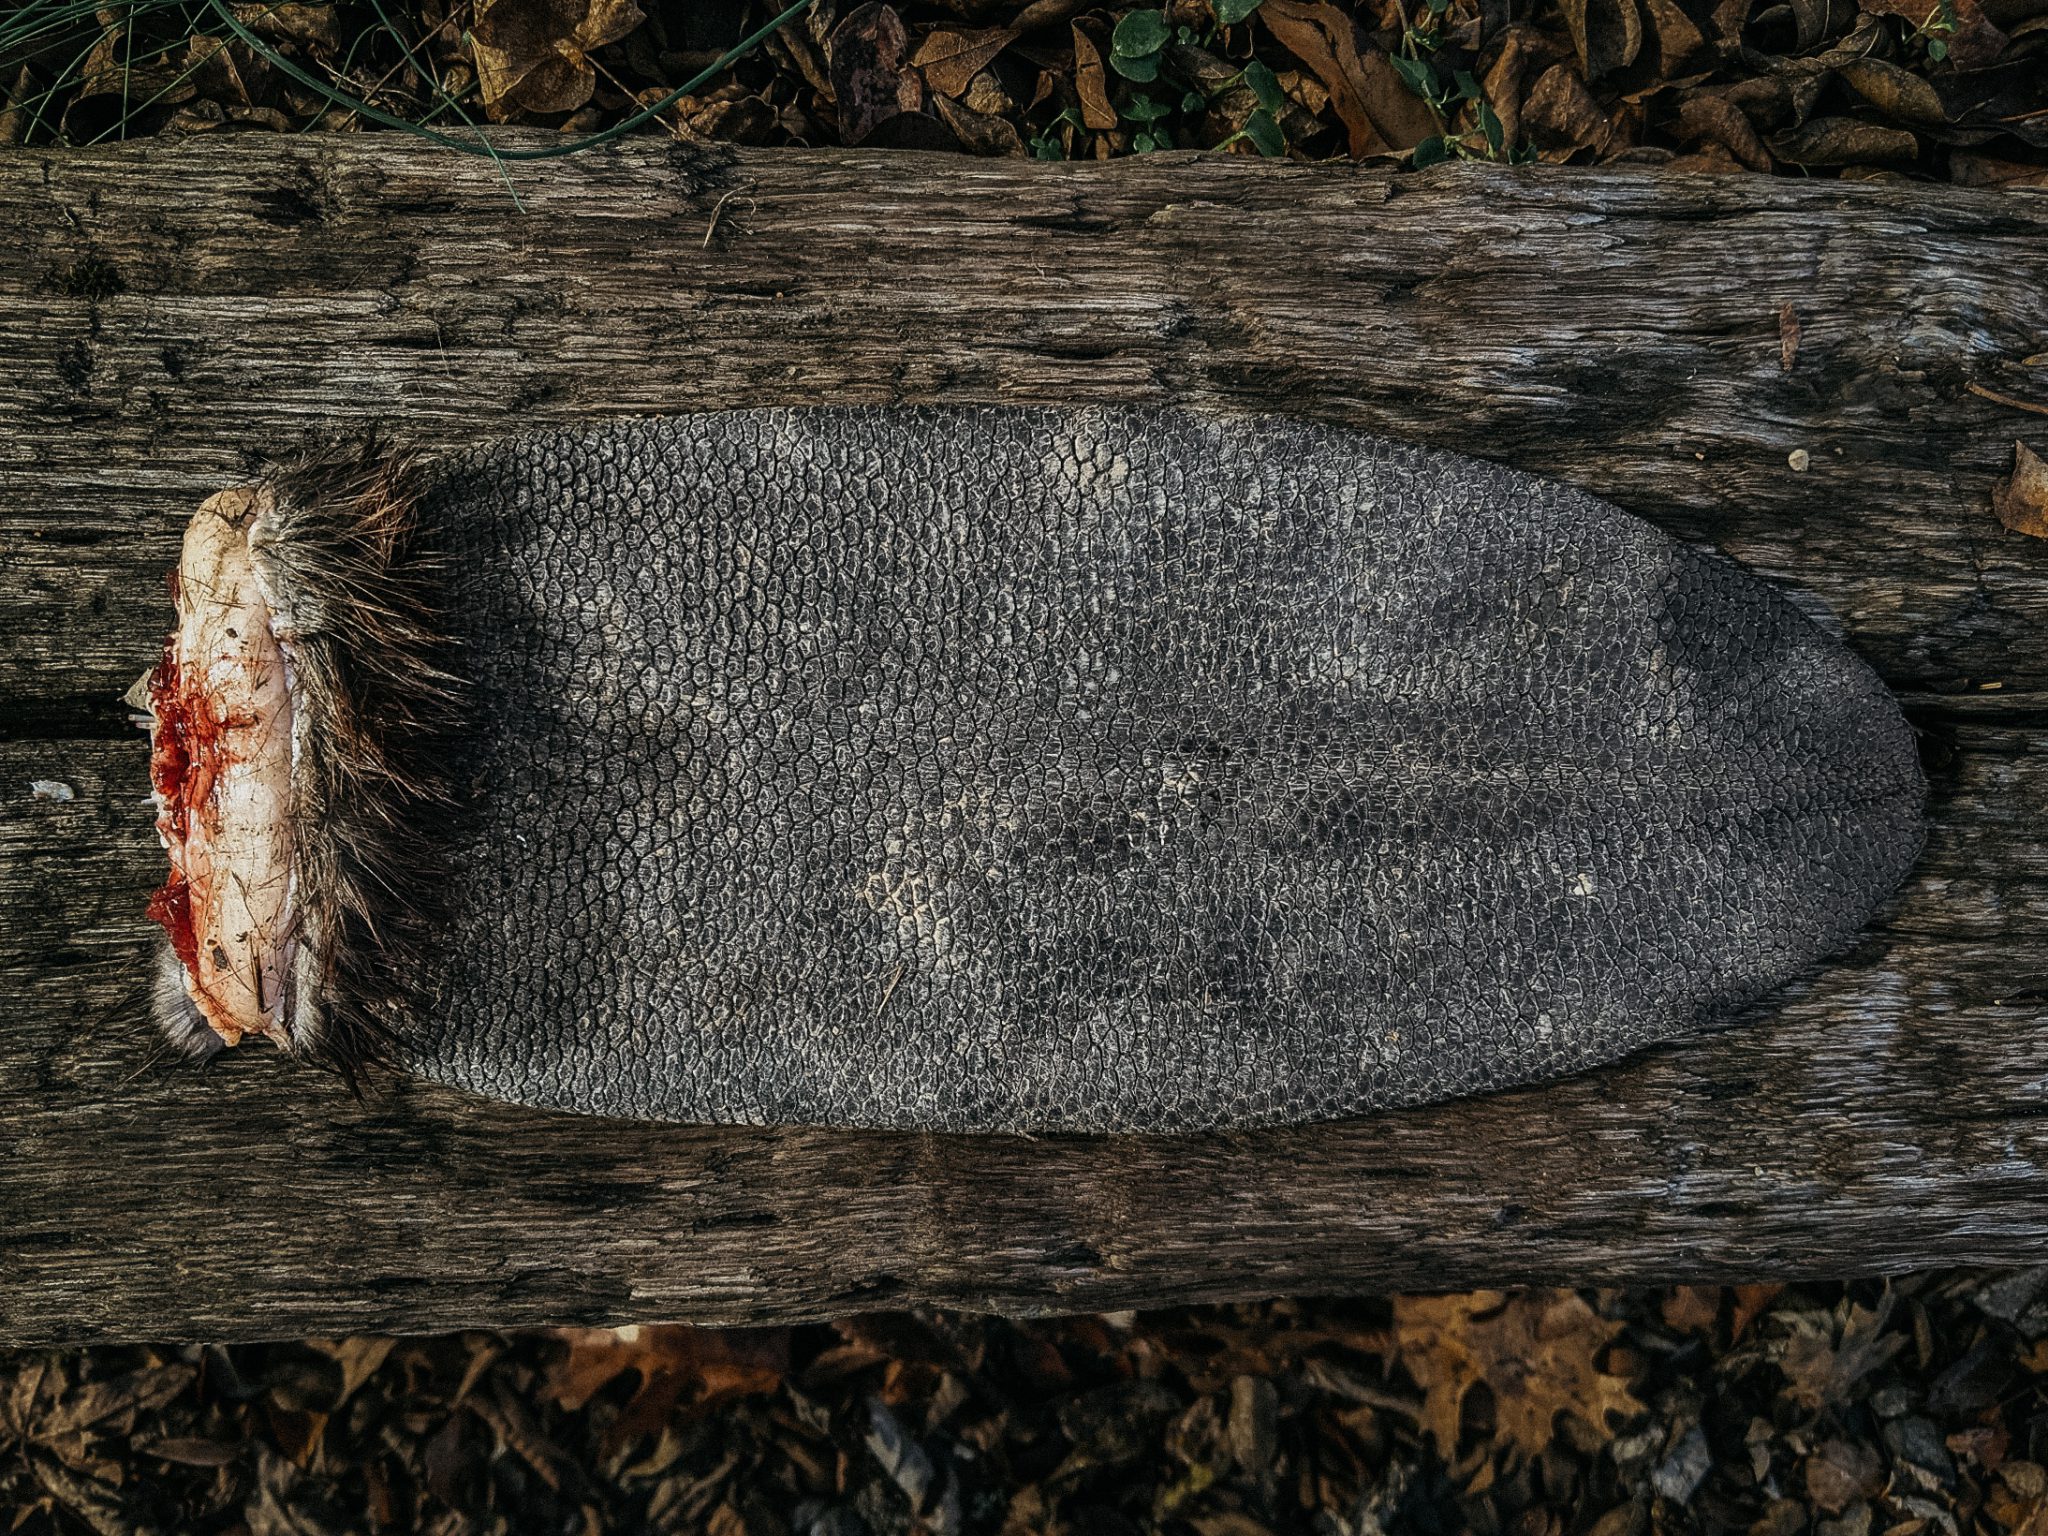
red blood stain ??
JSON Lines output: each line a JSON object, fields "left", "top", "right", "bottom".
{"left": 143, "top": 641, "right": 222, "bottom": 981}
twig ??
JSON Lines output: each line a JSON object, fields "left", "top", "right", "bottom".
{"left": 1969, "top": 382, "right": 2048, "bottom": 417}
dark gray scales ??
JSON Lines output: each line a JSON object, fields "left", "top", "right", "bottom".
{"left": 401, "top": 407, "right": 1923, "bottom": 1132}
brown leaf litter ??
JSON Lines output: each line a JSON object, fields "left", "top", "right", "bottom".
{"left": 4, "top": 0, "right": 2042, "bottom": 182}
{"left": 9, "top": 1273, "right": 2048, "bottom": 1533}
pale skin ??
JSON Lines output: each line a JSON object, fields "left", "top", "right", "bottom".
{"left": 152, "top": 487, "right": 297, "bottom": 1046}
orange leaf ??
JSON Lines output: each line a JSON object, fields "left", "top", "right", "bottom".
{"left": 1394, "top": 1290, "right": 1643, "bottom": 1460}
{"left": 1258, "top": 0, "right": 1434, "bottom": 156}
{"left": 1072, "top": 24, "right": 1117, "bottom": 131}
{"left": 546, "top": 1324, "right": 788, "bottom": 1458}
{"left": 1729, "top": 1283, "right": 1782, "bottom": 1340}
{"left": 911, "top": 25, "right": 1017, "bottom": 100}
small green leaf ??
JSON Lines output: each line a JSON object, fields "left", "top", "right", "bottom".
{"left": 1111, "top": 49, "right": 1162, "bottom": 80}
{"left": 1030, "top": 134, "right": 1065, "bottom": 160}
{"left": 1453, "top": 68, "right": 1480, "bottom": 101}
{"left": 1243, "top": 57, "right": 1283, "bottom": 111}
{"left": 1177, "top": 24, "right": 1195, "bottom": 41}
{"left": 1411, "top": 134, "right": 1451, "bottom": 169}
{"left": 1241, "top": 108, "right": 1286, "bottom": 156}
{"left": 1123, "top": 92, "right": 1174, "bottom": 122}
{"left": 1181, "top": 89, "right": 1207, "bottom": 112}
{"left": 1926, "top": 35, "right": 1948, "bottom": 57}
{"left": 1213, "top": 0, "right": 1267, "bottom": 20}
{"left": 1111, "top": 8, "right": 1170, "bottom": 57}
{"left": 1390, "top": 53, "right": 1438, "bottom": 101}
{"left": 1477, "top": 97, "right": 1504, "bottom": 153}
{"left": 1133, "top": 129, "right": 1169, "bottom": 152}
{"left": 1427, "top": 0, "right": 1453, "bottom": 13}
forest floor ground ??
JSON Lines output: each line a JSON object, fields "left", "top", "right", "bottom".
{"left": 8, "top": 1275, "right": 2048, "bottom": 1534}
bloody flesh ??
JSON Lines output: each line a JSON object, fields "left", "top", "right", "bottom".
{"left": 144, "top": 646, "right": 211, "bottom": 981}
{"left": 144, "top": 486, "right": 303, "bottom": 1047}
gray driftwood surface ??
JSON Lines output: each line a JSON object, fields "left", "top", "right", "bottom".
{"left": 1, "top": 135, "right": 2045, "bottom": 1346}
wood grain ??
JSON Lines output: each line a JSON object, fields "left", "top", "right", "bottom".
{"left": 1, "top": 135, "right": 2045, "bottom": 1345}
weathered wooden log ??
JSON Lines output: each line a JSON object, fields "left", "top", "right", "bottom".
{"left": 1, "top": 135, "right": 2044, "bottom": 1346}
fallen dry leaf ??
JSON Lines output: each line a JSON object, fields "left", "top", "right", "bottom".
{"left": 1642, "top": 0, "right": 1708, "bottom": 73}
{"left": 264, "top": 1403, "right": 327, "bottom": 1469}
{"left": 933, "top": 91, "right": 1023, "bottom": 154}
{"left": 1675, "top": 91, "right": 1771, "bottom": 168}
{"left": 1768, "top": 115, "right": 1919, "bottom": 166}
{"left": 1948, "top": 1423, "right": 2011, "bottom": 1471}
{"left": 1259, "top": 0, "right": 1435, "bottom": 156}
{"left": 0, "top": 64, "right": 32, "bottom": 146}
{"left": 1836, "top": 57, "right": 1948, "bottom": 126}
{"left": 1481, "top": 26, "right": 1534, "bottom": 148}
{"left": 1755, "top": 0, "right": 1858, "bottom": 53}
{"left": 775, "top": 18, "right": 835, "bottom": 99}
{"left": 911, "top": 26, "right": 1018, "bottom": 100}
{"left": 545, "top": 1325, "right": 787, "bottom": 1457}
{"left": 184, "top": 34, "right": 270, "bottom": 113}
{"left": 59, "top": 22, "right": 191, "bottom": 139}
{"left": 1394, "top": 1291, "right": 1644, "bottom": 1460}
{"left": 228, "top": 1, "right": 341, "bottom": 51}
{"left": 1951, "top": 153, "right": 2048, "bottom": 188}
{"left": 469, "top": 1380, "right": 571, "bottom": 1492}
{"left": 470, "top": 0, "right": 644, "bottom": 119}
{"left": 1562, "top": 0, "right": 1645, "bottom": 79}
{"left": 306, "top": 1336, "right": 397, "bottom": 1409}
{"left": 1522, "top": 63, "right": 1616, "bottom": 158}
{"left": 1994, "top": 441, "right": 2048, "bottom": 538}
{"left": 667, "top": 80, "right": 777, "bottom": 145}
{"left": 1806, "top": 1438, "right": 1886, "bottom": 1513}
{"left": 8, "top": 1276, "right": 2048, "bottom": 1535}
{"left": 1777, "top": 1299, "right": 1909, "bottom": 1412}
{"left": 1667, "top": 142, "right": 1750, "bottom": 173}
{"left": 1707, "top": 0, "right": 1755, "bottom": 39}
{"left": 1716, "top": 59, "right": 1831, "bottom": 140}
{"left": 961, "top": 68, "right": 1013, "bottom": 118}
{"left": 1352, "top": 50, "right": 1440, "bottom": 151}
{"left": 1073, "top": 24, "right": 1117, "bottom": 130}
{"left": 830, "top": 3, "right": 943, "bottom": 147}
{"left": 1731, "top": 1283, "right": 1784, "bottom": 1339}
{"left": 1660, "top": 1286, "right": 1721, "bottom": 1335}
